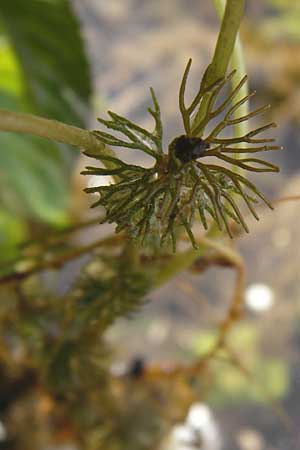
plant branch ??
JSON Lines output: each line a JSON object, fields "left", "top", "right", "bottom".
{"left": 208, "top": 0, "right": 246, "bottom": 85}
{"left": 0, "top": 109, "right": 117, "bottom": 169}
{"left": 213, "top": 0, "right": 249, "bottom": 141}
{"left": 154, "top": 234, "right": 240, "bottom": 288}
{"left": 154, "top": 245, "right": 206, "bottom": 288}
{"left": 141, "top": 238, "right": 246, "bottom": 380}
{"left": 192, "top": 0, "right": 246, "bottom": 135}
{"left": 0, "top": 233, "right": 123, "bottom": 285}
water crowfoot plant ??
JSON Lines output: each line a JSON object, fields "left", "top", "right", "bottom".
{"left": 83, "top": 60, "right": 282, "bottom": 251}
{"left": 0, "top": 1, "right": 296, "bottom": 447}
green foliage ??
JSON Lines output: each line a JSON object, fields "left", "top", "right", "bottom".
{"left": 13, "top": 249, "right": 153, "bottom": 392}
{"left": 0, "top": 128, "right": 71, "bottom": 223}
{"left": 67, "top": 252, "right": 152, "bottom": 334}
{"left": 0, "top": 0, "right": 91, "bottom": 225}
{"left": 83, "top": 60, "right": 281, "bottom": 251}
{"left": 0, "top": 2, "right": 290, "bottom": 449}
{"left": 0, "top": 246, "right": 161, "bottom": 450}
{"left": 0, "top": 0, "right": 91, "bottom": 123}
{"left": 0, "top": 209, "right": 26, "bottom": 260}
{"left": 92, "top": 88, "right": 163, "bottom": 159}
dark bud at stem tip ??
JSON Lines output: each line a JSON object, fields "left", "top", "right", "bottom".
{"left": 172, "top": 135, "right": 210, "bottom": 164}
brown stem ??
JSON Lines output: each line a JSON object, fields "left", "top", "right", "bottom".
{"left": 0, "top": 234, "right": 124, "bottom": 285}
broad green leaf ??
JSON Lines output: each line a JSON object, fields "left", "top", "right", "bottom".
{"left": 0, "top": 0, "right": 92, "bottom": 228}
{"left": 0, "top": 38, "right": 23, "bottom": 96}
{"left": 0, "top": 125, "right": 70, "bottom": 224}
{"left": 0, "top": 209, "right": 26, "bottom": 260}
{"left": 0, "top": 0, "right": 91, "bottom": 125}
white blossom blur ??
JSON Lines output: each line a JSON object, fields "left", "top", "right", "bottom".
{"left": 163, "top": 403, "right": 222, "bottom": 450}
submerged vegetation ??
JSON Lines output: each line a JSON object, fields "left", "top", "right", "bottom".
{"left": 84, "top": 61, "right": 280, "bottom": 250}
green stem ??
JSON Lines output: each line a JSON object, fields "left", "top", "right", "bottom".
{"left": 210, "top": 0, "right": 246, "bottom": 84}
{"left": 214, "top": 0, "right": 249, "bottom": 140}
{"left": 155, "top": 247, "right": 203, "bottom": 287}
{"left": 154, "top": 235, "right": 240, "bottom": 288}
{"left": 192, "top": 0, "right": 246, "bottom": 135}
{"left": 0, "top": 109, "right": 117, "bottom": 170}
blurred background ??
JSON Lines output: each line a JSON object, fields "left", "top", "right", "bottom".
{"left": 0, "top": 1, "right": 300, "bottom": 450}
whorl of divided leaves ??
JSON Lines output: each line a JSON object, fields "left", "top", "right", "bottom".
{"left": 82, "top": 60, "right": 282, "bottom": 251}
{"left": 69, "top": 254, "right": 150, "bottom": 332}
{"left": 47, "top": 253, "right": 151, "bottom": 391}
